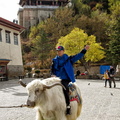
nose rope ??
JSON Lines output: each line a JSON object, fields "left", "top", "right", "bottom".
{"left": 0, "top": 104, "right": 27, "bottom": 108}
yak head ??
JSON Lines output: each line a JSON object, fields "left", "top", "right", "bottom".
{"left": 19, "top": 78, "right": 65, "bottom": 108}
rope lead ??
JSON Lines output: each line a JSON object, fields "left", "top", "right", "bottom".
{"left": 0, "top": 104, "right": 27, "bottom": 108}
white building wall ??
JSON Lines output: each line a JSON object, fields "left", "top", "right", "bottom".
{"left": 0, "top": 24, "right": 23, "bottom": 78}
{"left": 0, "top": 25, "right": 23, "bottom": 66}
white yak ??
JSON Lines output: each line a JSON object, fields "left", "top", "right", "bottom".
{"left": 19, "top": 77, "right": 82, "bottom": 120}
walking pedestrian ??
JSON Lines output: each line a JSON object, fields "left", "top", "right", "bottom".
{"left": 109, "top": 66, "right": 116, "bottom": 88}
{"left": 104, "top": 70, "right": 110, "bottom": 87}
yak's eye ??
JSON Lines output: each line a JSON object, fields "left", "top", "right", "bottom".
{"left": 35, "top": 88, "right": 40, "bottom": 95}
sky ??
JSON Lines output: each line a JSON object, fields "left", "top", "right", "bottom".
{"left": 0, "top": 0, "right": 21, "bottom": 22}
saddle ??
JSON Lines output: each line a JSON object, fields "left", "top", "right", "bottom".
{"left": 68, "top": 83, "right": 82, "bottom": 104}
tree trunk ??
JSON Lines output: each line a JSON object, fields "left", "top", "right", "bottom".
{"left": 79, "top": 58, "right": 90, "bottom": 75}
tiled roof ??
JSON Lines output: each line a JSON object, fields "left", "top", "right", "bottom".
{"left": 0, "top": 17, "right": 25, "bottom": 32}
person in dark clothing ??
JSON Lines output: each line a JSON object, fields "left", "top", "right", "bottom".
{"left": 75, "top": 70, "right": 81, "bottom": 79}
{"left": 51, "top": 45, "right": 89, "bottom": 115}
{"left": 109, "top": 66, "right": 116, "bottom": 88}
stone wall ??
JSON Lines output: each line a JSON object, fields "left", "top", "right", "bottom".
{"left": 74, "top": 66, "right": 100, "bottom": 75}
{"left": 18, "top": 6, "right": 58, "bottom": 29}
{"left": 7, "top": 65, "right": 24, "bottom": 79}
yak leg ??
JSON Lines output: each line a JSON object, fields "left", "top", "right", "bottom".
{"left": 36, "top": 109, "right": 43, "bottom": 120}
{"left": 55, "top": 111, "right": 67, "bottom": 120}
{"left": 67, "top": 102, "right": 79, "bottom": 120}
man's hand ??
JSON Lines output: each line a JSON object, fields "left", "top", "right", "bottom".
{"left": 84, "top": 45, "right": 90, "bottom": 50}
{"left": 73, "top": 82, "right": 77, "bottom": 86}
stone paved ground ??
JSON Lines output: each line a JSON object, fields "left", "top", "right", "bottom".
{"left": 0, "top": 78, "right": 120, "bottom": 120}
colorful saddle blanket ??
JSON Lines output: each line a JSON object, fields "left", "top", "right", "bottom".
{"left": 68, "top": 83, "right": 82, "bottom": 104}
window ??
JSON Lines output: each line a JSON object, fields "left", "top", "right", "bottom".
{"left": 5, "top": 31, "right": 11, "bottom": 43}
{"left": 14, "top": 33, "right": 18, "bottom": 45}
{"left": 0, "top": 29, "right": 2, "bottom": 42}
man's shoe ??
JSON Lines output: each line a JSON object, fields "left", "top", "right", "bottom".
{"left": 66, "top": 106, "right": 71, "bottom": 115}
{"left": 114, "top": 85, "right": 116, "bottom": 88}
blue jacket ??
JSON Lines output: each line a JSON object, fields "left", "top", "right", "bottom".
{"left": 51, "top": 49, "right": 86, "bottom": 83}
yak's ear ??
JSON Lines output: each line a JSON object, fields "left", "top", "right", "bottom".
{"left": 35, "top": 88, "right": 40, "bottom": 95}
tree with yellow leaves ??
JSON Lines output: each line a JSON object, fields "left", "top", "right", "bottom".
{"left": 56, "top": 28, "right": 105, "bottom": 73}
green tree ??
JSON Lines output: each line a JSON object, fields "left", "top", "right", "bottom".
{"left": 106, "top": 39, "right": 120, "bottom": 66}
{"left": 82, "top": 0, "right": 109, "bottom": 12}
{"left": 71, "top": 0, "right": 91, "bottom": 15}
{"left": 26, "top": 8, "right": 77, "bottom": 68}
{"left": 74, "top": 13, "right": 109, "bottom": 47}
{"left": 30, "top": 27, "right": 51, "bottom": 66}
{"left": 105, "top": 1, "right": 120, "bottom": 66}
{"left": 57, "top": 28, "right": 105, "bottom": 73}
{"left": 43, "top": 7, "right": 76, "bottom": 46}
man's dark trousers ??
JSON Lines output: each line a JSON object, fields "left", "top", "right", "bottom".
{"left": 110, "top": 77, "right": 116, "bottom": 88}
{"left": 61, "top": 79, "right": 71, "bottom": 106}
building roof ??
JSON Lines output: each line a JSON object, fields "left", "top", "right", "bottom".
{"left": 0, "top": 59, "right": 11, "bottom": 61}
{"left": 0, "top": 59, "right": 11, "bottom": 65}
{"left": 0, "top": 17, "right": 25, "bottom": 33}
{"left": 19, "top": 0, "right": 68, "bottom": 6}
{"left": 19, "top": 0, "right": 67, "bottom": 3}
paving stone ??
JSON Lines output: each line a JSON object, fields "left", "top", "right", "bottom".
{"left": 0, "top": 78, "right": 120, "bottom": 120}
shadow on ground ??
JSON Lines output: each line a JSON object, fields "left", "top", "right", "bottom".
{"left": 12, "top": 92, "right": 28, "bottom": 96}
{"left": 0, "top": 78, "right": 35, "bottom": 91}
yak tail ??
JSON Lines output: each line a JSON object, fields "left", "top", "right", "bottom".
{"left": 76, "top": 87, "right": 82, "bottom": 117}
{"left": 77, "top": 101, "right": 82, "bottom": 117}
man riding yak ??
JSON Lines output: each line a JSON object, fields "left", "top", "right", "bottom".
{"left": 51, "top": 45, "right": 89, "bottom": 115}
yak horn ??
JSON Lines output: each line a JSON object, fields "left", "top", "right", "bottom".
{"left": 43, "top": 83, "right": 66, "bottom": 90}
{"left": 19, "top": 79, "right": 27, "bottom": 87}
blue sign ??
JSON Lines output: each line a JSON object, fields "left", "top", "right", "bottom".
{"left": 100, "top": 65, "right": 110, "bottom": 74}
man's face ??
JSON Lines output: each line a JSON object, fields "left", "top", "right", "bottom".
{"left": 110, "top": 66, "right": 113, "bottom": 69}
{"left": 57, "top": 50, "right": 64, "bottom": 57}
